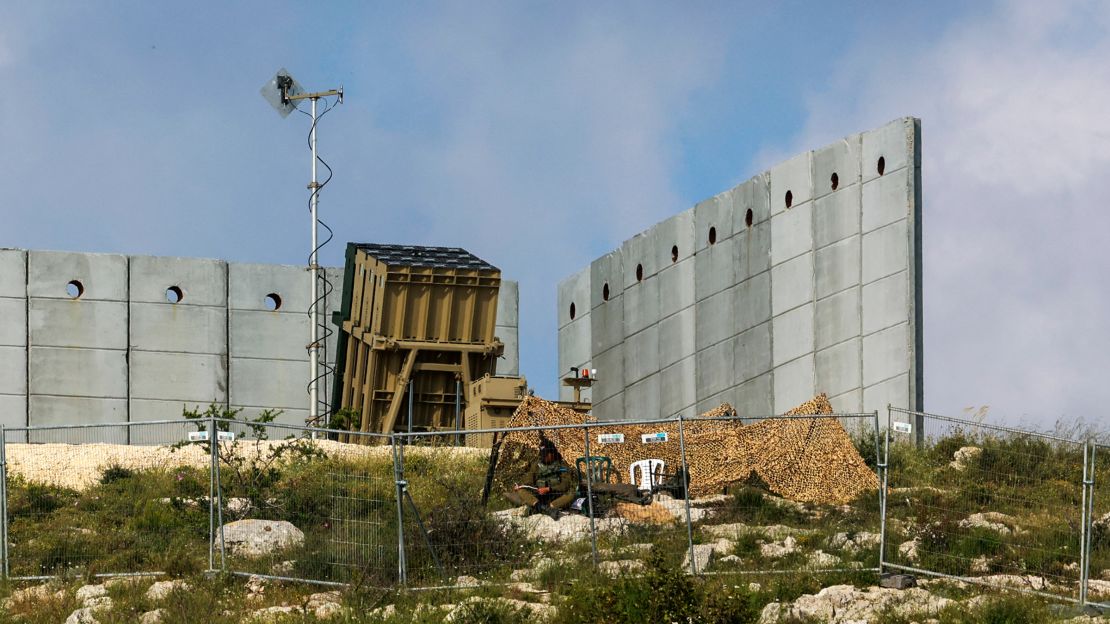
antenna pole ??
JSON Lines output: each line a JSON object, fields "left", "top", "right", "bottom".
{"left": 309, "top": 96, "right": 320, "bottom": 427}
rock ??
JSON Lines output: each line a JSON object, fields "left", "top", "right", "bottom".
{"left": 306, "top": 591, "right": 341, "bottom": 609}
{"left": 83, "top": 597, "right": 112, "bottom": 611}
{"left": 4, "top": 583, "right": 66, "bottom": 609}
{"left": 505, "top": 582, "right": 551, "bottom": 603}
{"left": 221, "top": 520, "right": 305, "bottom": 557}
{"left": 958, "top": 512, "right": 1023, "bottom": 535}
{"left": 444, "top": 597, "right": 556, "bottom": 622}
{"left": 971, "top": 555, "right": 990, "bottom": 573}
{"left": 599, "top": 559, "right": 645, "bottom": 577}
{"left": 75, "top": 584, "right": 107, "bottom": 605}
{"left": 807, "top": 550, "right": 841, "bottom": 568}
{"left": 509, "top": 569, "right": 532, "bottom": 581}
{"left": 270, "top": 560, "right": 296, "bottom": 576}
{"left": 829, "top": 531, "right": 881, "bottom": 553}
{"left": 976, "top": 574, "right": 1053, "bottom": 591}
{"left": 495, "top": 511, "right": 628, "bottom": 542}
{"left": 313, "top": 602, "right": 344, "bottom": 619}
{"left": 368, "top": 605, "right": 396, "bottom": 619}
{"left": 104, "top": 576, "right": 145, "bottom": 589}
{"left": 703, "top": 522, "right": 814, "bottom": 541}
{"left": 719, "top": 555, "right": 742, "bottom": 564}
{"left": 898, "top": 539, "right": 920, "bottom": 561}
{"left": 683, "top": 544, "right": 716, "bottom": 572}
{"left": 748, "top": 582, "right": 761, "bottom": 592}
{"left": 64, "top": 608, "right": 101, "bottom": 624}
{"left": 250, "top": 605, "right": 303, "bottom": 621}
{"left": 655, "top": 497, "right": 713, "bottom": 522}
{"left": 950, "top": 446, "right": 982, "bottom": 470}
{"left": 757, "top": 584, "right": 951, "bottom": 624}
{"left": 455, "top": 575, "right": 480, "bottom": 588}
{"left": 879, "top": 574, "right": 917, "bottom": 589}
{"left": 1086, "top": 578, "right": 1110, "bottom": 596}
{"left": 245, "top": 575, "right": 267, "bottom": 602}
{"left": 139, "top": 609, "right": 166, "bottom": 624}
{"left": 760, "top": 536, "right": 797, "bottom": 559}
{"left": 146, "top": 580, "right": 190, "bottom": 602}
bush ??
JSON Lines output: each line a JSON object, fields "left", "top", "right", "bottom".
{"left": 99, "top": 464, "right": 136, "bottom": 485}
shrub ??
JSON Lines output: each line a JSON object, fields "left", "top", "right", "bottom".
{"left": 99, "top": 464, "right": 136, "bottom": 485}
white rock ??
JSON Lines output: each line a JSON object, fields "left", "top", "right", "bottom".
{"left": 970, "top": 555, "right": 990, "bottom": 573}
{"left": 958, "top": 512, "right": 1022, "bottom": 535}
{"left": 270, "top": 560, "right": 296, "bottom": 575}
{"left": 75, "top": 584, "right": 107, "bottom": 604}
{"left": 455, "top": 575, "right": 480, "bottom": 588}
{"left": 368, "top": 605, "right": 396, "bottom": 619}
{"left": 719, "top": 555, "right": 742, "bottom": 564}
{"left": 509, "top": 569, "right": 533, "bottom": 581}
{"left": 829, "top": 531, "right": 881, "bottom": 553}
{"left": 757, "top": 584, "right": 952, "bottom": 624}
{"left": 139, "top": 609, "right": 166, "bottom": 624}
{"left": 748, "top": 582, "right": 761, "bottom": 592}
{"left": 83, "top": 597, "right": 112, "bottom": 611}
{"left": 949, "top": 446, "right": 982, "bottom": 470}
{"left": 807, "top": 550, "right": 841, "bottom": 568}
{"left": 306, "top": 591, "right": 341, "bottom": 609}
{"left": 976, "top": 574, "right": 1053, "bottom": 591}
{"left": 64, "top": 607, "right": 101, "bottom": 624}
{"left": 683, "top": 544, "right": 716, "bottom": 572}
{"left": 760, "top": 536, "right": 797, "bottom": 559}
{"left": 599, "top": 559, "right": 645, "bottom": 577}
{"left": 1086, "top": 578, "right": 1110, "bottom": 596}
{"left": 250, "top": 605, "right": 304, "bottom": 621}
{"left": 444, "top": 597, "right": 556, "bottom": 622}
{"left": 221, "top": 520, "right": 305, "bottom": 557}
{"left": 898, "top": 539, "right": 920, "bottom": 561}
{"left": 703, "top": 523, "right": 813, "bottom": 541}
{"left": 314, "top": 602, "right": 344, "bottom": 619}
{"left": 3, "top": 582, "right": 66, "bottom": 609}
{"left": 146, "top": 580, "right": 190, "bottom": 602}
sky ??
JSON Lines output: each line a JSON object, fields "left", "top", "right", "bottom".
{"left": 1, "top": 1, "right": 1108, "bottom": 431}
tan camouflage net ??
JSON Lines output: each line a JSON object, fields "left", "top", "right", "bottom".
{"left": 492, "top": 394, "right": 878, "bottom": 505}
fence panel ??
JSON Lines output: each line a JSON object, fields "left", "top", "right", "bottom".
{"left": 3, "top": 420, "right": 210, "bottom": 580}
{"left": 208, "top": 419, "right": 396, "bottom": 587}
{"left": 882, "top": 407, "right": 1086, "bottom": 602}
{"left": 1085, "top": 444, "right": 1110, "bottom": 606}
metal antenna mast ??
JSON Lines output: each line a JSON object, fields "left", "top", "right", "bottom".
{"left": 261, "top": 69, "right": 344, "bottom": 427}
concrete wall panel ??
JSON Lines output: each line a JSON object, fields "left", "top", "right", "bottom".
{"left": 770, "top": 202, "right": 813, "bottom": 266}
{"left": 130, "top": 351, "right": 226, "bottom": 402}
{"left": 29, "top": 347, "right": 127, "bottom": 397}
{"left": 592, "top": 346, "right": 624, "bottom": 404}
{"left": 130, "top": 256, "right": 226, "bottom": 306}
{"left": 557, "top": 268, "right": 590, "bottom": 329}
{"left": 621, "top": 231, "right": 657, "bottom": 288}
{"left": 862, "top": 167, "right": 912, "bottom": 233}
{"left": 624, "top": 374, "right": 660, "bottom": 421}
{"left": 229, "top": 311, "right": 307, "bottom": 360}
{"left": 735, "top": 220, "right": 771, "bottom": 282}
{"left": 29, "top": 299, "right": 128, "bottom": 349}
{"left": 773, "top": 353, "right": 815, "bottom": 414}
{"left": 558, "top": 316, "right": 591, "bottom": 376}
{"left": 592, "top": 394, "right": 623, "bottom": 422}
{"left": 815, "top": 338, "right": 861, "bottom": 399}
{"left": 733, "top": 272, "right": 771, "bottom": 335}
{"left": 30, "top": 396, "right": 127, "bottom": 428}
{"left": 734, "top": 322, "right": 772, "bottom": 382}
{"left": 589, "top": 295, "right": 623, "bottom": 354}
{"left": 813, "top": 134, "right": 861, "bottom": 201}
{"left": 653, "top": 208, "right": 695, "bottom": 268}
{"left": 772, "top": 303, "right": 814, "bottom": 367}
{"left": 0, "top": 346, "right": 27, "bottom": 395}
{"left": 657, "top": 259, "right": 695, "bottom": 320}
{"left": 694, "top": 191, "right": 735, "bottom": 254}
{"left": 0, "top": 395, "right": 26, "bottom": 430}
{"left": 733, "top": 373, "right": 772, "bottom": 417}
{"left": 657, "top": 307, "right": 695, "bottom": 369}
{"left": 659, "top": 356, "right": 695, "bottom": 416}
{"left": 815, "top": 236, "right": 860, "bottom": 299}
{"left": 862, "top": 220, "right": 909, "bottom": 284}
{"left": 623, "top": 278, "right": 659, "bottom": 337}
{"left": 230, "top": 358, "right": 308, "bottom": 409}
{"left": 130, "top": 304, "right": 227, "bottom": 354}
{"left": 862, "top": 118, "right": 912, "bottom": 184}
{"left": 864, "top": 373, "right": 911, "bottom": 423}
{"left": 816, "top": 287, "right": 860, "bottom": 350}
{"left": 496, "top": 281, "right": 519, "bottom": 327}
{"left": 769, "top": 152, "right": 812, "bottom": 218}
{"left": 28, "top": 251, "right": 128, "bottom": 301}
{"left": 590, "top": 251, "right": 623, "bottom": 309}
{"left": 228, "top": 263, "right": 309, "bottom": 312}
{"left": 694, "top": 237, "right": 736, "bottom": 301}
{"left": 0, "top": 250, "right": 27, "bottom": 298}
{"left": 695, "top": 338, "right": 733, "bottom": 399}
{"left": 732, "top": 174, "right": 771, "bottom": 230}
{"left": 695, "top": 288, "right": 732, "bottom": 351}
{"left": 863, "top": 323, "right": 910, "bottom": 387}
{"left": 770, "top": 253, "right": 813, "bottom": 316}
{"left": 862, "top": 271, "right": 909, "bottom": 335}
{"left": 814, "top": 184, "right": 861, "bottom": 249}
{"left": 496, "top": 325, "right": 519, "bottom": 376}
{"left": 623, "top": 325, "right": 659, "bottom": 385}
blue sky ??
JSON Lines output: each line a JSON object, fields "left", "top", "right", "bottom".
{"left": 3, "top": 1, "right": 1108, "bottom": 429}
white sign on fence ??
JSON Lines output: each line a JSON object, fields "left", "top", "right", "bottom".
{"left": 893, "top": 422, "right": 913, "bottom": 434}
{"left": 641, "top": 432, "right": 668, "bottom": 444}
{"left": 598, "top": 433, "right": 624, "bottom": 444}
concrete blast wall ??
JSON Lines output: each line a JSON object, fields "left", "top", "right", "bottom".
{"left": 0, "top": 250, "right": 520, "bottom": 434}
{"left": 558, "top": 117, "right": 923, "bottom": 423}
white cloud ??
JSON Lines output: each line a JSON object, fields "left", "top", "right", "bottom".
{"left": 787, "top": 0, "right": 1110, "bottom": 426}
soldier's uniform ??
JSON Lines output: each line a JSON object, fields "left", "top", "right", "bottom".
{"left": 505, "top": 441, "right": 577, "bottom": 515}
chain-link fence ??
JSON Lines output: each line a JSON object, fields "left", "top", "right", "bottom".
{"left": 881, "top": 407, "right": 1089, "bottom": 603}
{"left": 10, "top": 406, "right": 1110, "bottom": 606}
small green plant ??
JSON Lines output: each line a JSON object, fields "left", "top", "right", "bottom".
{"left": 99, "top": 464, "right": 136, "bottom": 485}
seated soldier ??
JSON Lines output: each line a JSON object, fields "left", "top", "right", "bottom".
{"left": 504, "top": 439, "right": 576, "bottom": 519}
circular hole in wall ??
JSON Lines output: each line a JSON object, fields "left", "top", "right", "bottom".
{"left": 830, "top": 172, "right": 839, "bottom": 191}
{"left": 708, "top": 226, "right": 717, "bottom": 245}
{"left": 745, "top": 208, "right": 753, "bottom": 228}
{"left": 569, "top": 302, "right": 576, "bottom": 320}
{"left": 264, "top": 293, "right": 283, "bottom": 311}
{"left": 785, "top": 190, "right": 793, "bottom": 208}
{"left": 636, "top": 264, "right": 644, "bottom": 282}
{"left": 66, "top": 280, "right": 84, "bottom": 299}
{"left": 166, "top": 286, "right": 183, "bottom": 304}
{"left": 602, "top": 283, "right": 610, "bottom": 301}
{"left": 877, "top": 156, "right": 886, "bottom": 176}
{"left": 671, "top": 245, "right": 679, "bottom": 263}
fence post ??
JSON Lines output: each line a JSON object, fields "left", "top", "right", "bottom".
{"left": 210, "top": 416, "right": 226, "bottom": 571}
{"left": 391, "top": 435, "right": 407, "bottom": 586}
{"left": 1081, "top": 440, "right": 1095, "bottom": 605}
{"left": 208, "top": 417, "right": 215, "bottom": 572}
{"left": 0, "top": 425, "right": 8, "bottom": 579}
{"left": 582, "top": 424, "right": 599, "bottom": 569}
{"left": 676, "top": 413, "right": 697, "bottom": 574}
{"left": 878, "top": 406, "right": 892, "bottom": 574}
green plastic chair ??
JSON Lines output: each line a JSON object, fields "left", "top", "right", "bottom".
{"left": 576, "top": 455, "right": 616, "bottom": 485}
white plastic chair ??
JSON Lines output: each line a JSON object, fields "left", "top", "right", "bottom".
{"left": 629, "top": 459, "right": 666, "bottom": 491}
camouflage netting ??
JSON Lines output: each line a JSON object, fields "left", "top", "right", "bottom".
{"left": 492, "top": 394, "right": 878, "bottom": 505}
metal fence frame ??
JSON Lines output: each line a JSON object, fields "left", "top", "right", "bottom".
{"left": 9, "top": 406, "right": 1110, "bottom": 606}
